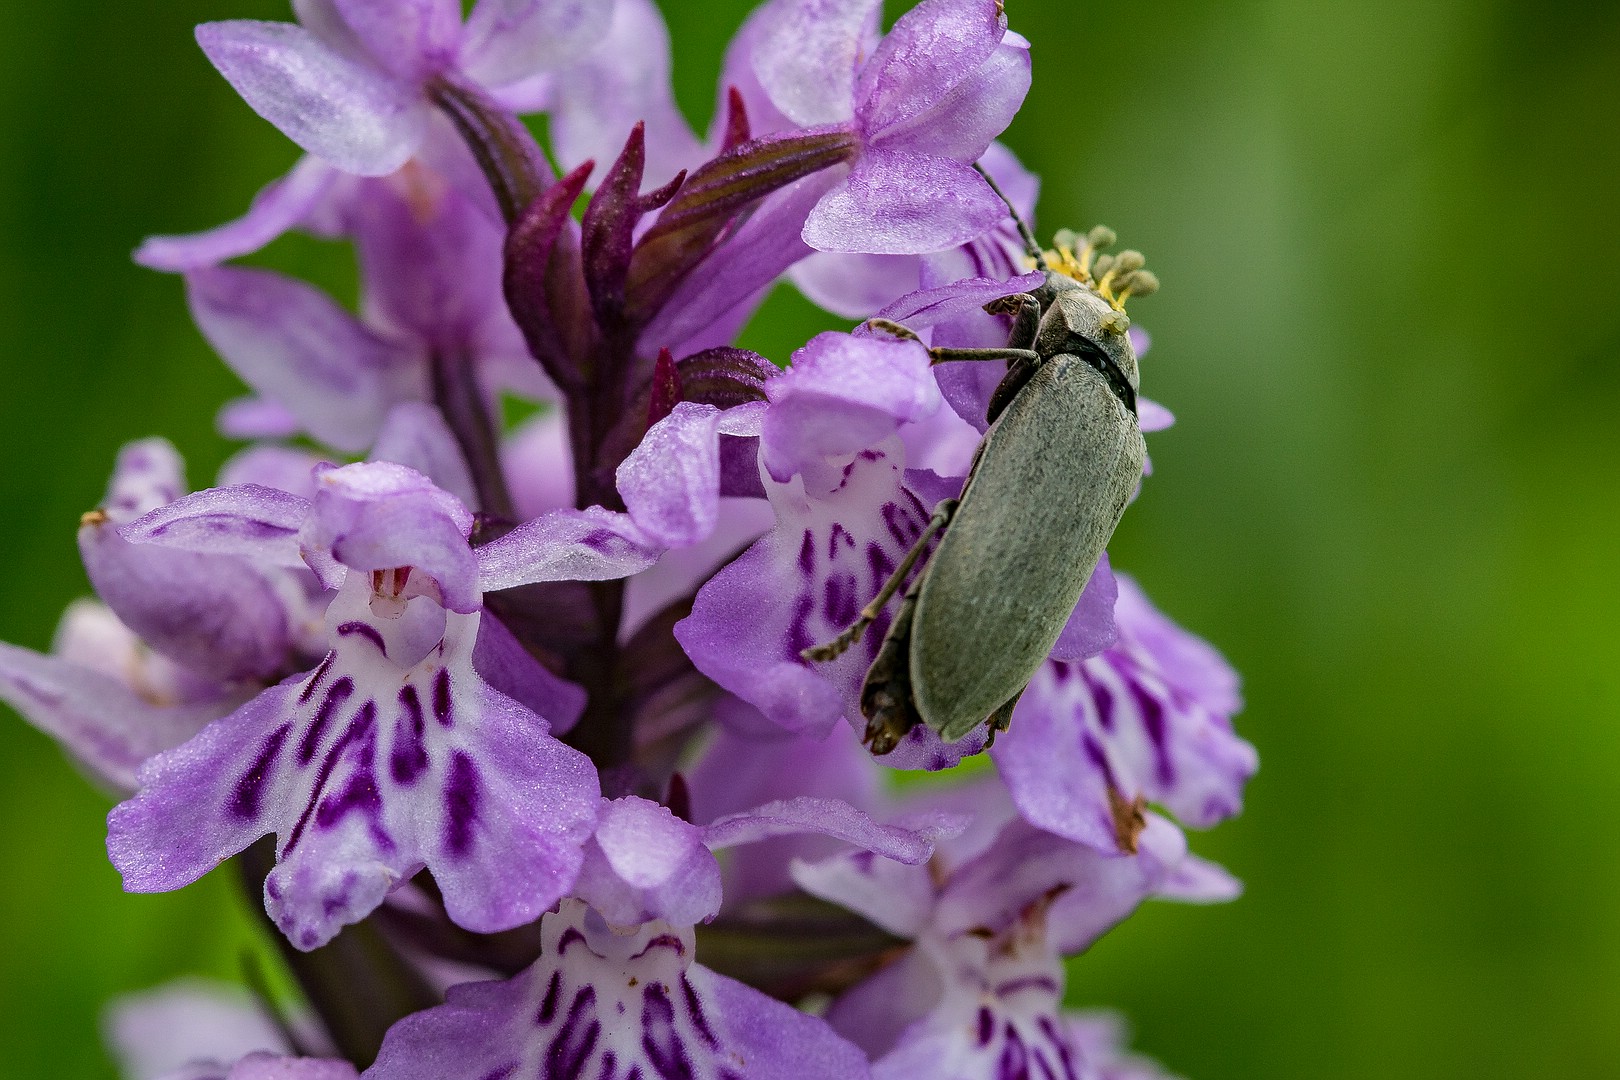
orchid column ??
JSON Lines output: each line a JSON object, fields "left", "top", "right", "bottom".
{"left": 0, "top": 2, "right": 1257, "bottom": 1079}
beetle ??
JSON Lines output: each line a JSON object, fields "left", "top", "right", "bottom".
{"left": 801, "top": 200, "right": 1157, "bottom": 755}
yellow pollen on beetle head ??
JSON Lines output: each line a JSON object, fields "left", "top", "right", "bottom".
{"left": 1032, "top": 226, "right": 1159, "bottom": 312}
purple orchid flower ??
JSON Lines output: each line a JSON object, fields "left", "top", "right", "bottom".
{"left": 993, "top": 575, "right": 1260, "bottom": 854}
{"left": 793, "top": 796, "right": 1238, "bottom": 1079}
{"left": 180, "top": 160, "right": 548, "bottom": 474}
{"left": 740, "top": 0, "right": 1032, "bottom": 254}
{"left": 366, "top": 793, "right": 949, "bottom": 1080}
{"left": 0, "top": 438, "right": 327, "bottom": 792}
{"left": 104, "top": 460, "right": 641, "bottom": 950}
{"left": 193, "top": 0, "right": 610, "bottom": 178}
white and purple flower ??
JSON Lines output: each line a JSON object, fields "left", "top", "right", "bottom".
{"left": 3, "top": 2, "right": 1257, "bottom": 1077}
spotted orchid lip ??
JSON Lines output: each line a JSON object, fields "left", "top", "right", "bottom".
{"left": 369, "top": 898, "right": 871, "bottom": 1080}
{"left": 108, "top": 569, "right": 601, "bottom": 953}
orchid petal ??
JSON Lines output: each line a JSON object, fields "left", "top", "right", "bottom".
{"left": 703, "top": 796, "right": 946, "bottom": 866}
{"left": 108, "top": 585, "right": 599, "bottom": 950}
{"left": 751, "top": 0, "right": 882, "bottom": 126}
{"left": 804, "top": 150, "right": 1006, "bottom": 254}
{"left": 546, "top": 0, "right": 701, "bottom": 189}
{"left": 331, "top": 0, "right": 462, "bottom": 81}
{"left": 760, "top": 332, "right": 939, "bottom": 488}
{"left": 367, "top": 899, "right": 871, "bottom": 1080}
{"left": 0, "top": 641, "right": 224, "bottom": 795}
{"left": 135, "top": 156, "right": 342, "bottom": 271}
{"left": 475, "top": 508, "right": 660, "bottom": 592}
{"left": 196, "top": 21, "right": 426, "bottom": 176}
{"left": 120, "top": 485, "right": 311, "bottom": 567}
{"left": 1048, "top": 554, "right": 1120, "bottom": 663}
{"left": 615, "top": 402, "right": 725, "bottom": 549}
{"left": 573, "top": 796, "right": 722, "bottom": 928}
{"left": 993, "top": 576, "right": 1257, "bottom": 850}
{"left": 302, "top": 461, "right": 478, "bottom": 611}
{"left": 461, "top": 0, "right": 613, "bottom": 87}
{"left": 370, "top": 403, "right": 480, "bottom": 513}
{"left": 857, "top": 1, "right": 1026, "bottom": 159}
{"left": 186, "top": 267, "right": 424, "bottom": 454}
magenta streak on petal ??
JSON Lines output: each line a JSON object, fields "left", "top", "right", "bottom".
{"left": 390, "top": 684, "right": 430, "bottom": 785}
{"left": 1084, "top": 669, "right": 1115, "bottom": 732}
{"left": 1125, "top": 673, "right": 1175, "bottom": 787}
{"left": 537, "top": 969, "right": 563, "bottom": 1024}
{"left": 284, "top": 702, "right": 374, "bottom": 855}
{"left": 298, "top": 653, "right": 337, "bottom": 705}
{"left": 314, "top": 700, "right": 390, "bottom": 854}
{"left": 336, "top": 620, "right": 388, "bottom": 656}
{"left": 230, "top": 723, "right": 292, "bottom": 821}
{"left": 443, "top": 750, "right": 481, "bottom": 857}
{"left": 546, "top": 983, "right": 600, "bottom": 1075}
{"left": 433, "top": 668, "right": 453, "bottom": 726}
{"left": 297, "top": 677, "right": 355, "bottom": 767}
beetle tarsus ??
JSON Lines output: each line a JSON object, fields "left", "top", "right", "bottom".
{"left": 983, "top": 689, "right": 1022, "bottom": 747}
{"left": 802, "top": 500, "right": 958, "bottom": 667}
{"left": 801, "top": 621, "right": 869, "bottom": 663}
{"left": 860, "top": 594, "right": 920, "bottom": 756}
{"left": 864, "top": 317, "right": 922, "bottom": 343}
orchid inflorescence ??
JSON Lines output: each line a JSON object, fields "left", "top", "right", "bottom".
{"left": 0, "top": 2, "right": 1258, "bottom": 1078}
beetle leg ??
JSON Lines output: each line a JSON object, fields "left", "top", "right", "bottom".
{"left": 927, "top": 346, "right": 1040, "bottom": 366}
{"left": 984, "top": 292, "right": 1041, "bottom": 350}
{"left": 983, "top": 688, "right": 1024, "bottom": 748}
{"left": 800, "top": 499, "right": 959, "bottom": 663}
{"left": 985, "top": 357, "right": 1039, "bottom": 425}
{"left": 860, "top": 591, "right": 921, "bottom": 755}
{"left": 863, "top": 317, "right": 922, "bottom": 342}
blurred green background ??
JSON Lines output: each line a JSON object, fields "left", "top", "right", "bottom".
{"left": 2, "top": 0, "right": 1617, "bottom": 1076}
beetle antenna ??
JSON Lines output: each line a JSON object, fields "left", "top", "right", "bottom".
{"left": 973, "top": 162, "right": 1047, "bottom": 271}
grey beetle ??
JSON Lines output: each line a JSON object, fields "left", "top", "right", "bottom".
{"left": 803, "top": 199, "right": 1158, "bottom": 755}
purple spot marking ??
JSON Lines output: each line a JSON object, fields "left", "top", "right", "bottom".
{"left": 1127, "top": 680, "right": 1175, "bottom": 786}
{"left": 827, "top": 522, "right": 855, "bottom": 561}
{"left": 681, "top": 977, "right": 717, "bottom": 1049}
{"left": 1038, "top": 1017, "right": 1080, "bottom": 1080}
{"left": 858, "top": 449, "right": 882, "bottom": 462}
{"left": 797, "top": 530, "right": 815, "bottom": 575}
{"left": 997, "top": 1026, "right": 1029, "bottom": 1080}
{"left": 824, "top": 573, "right": 857, "bottom": 628}
{"left": 996, "top": 975, "right": 1061, "bottom": 998}
{"left": 536, "top": 969, "right": 562, "bottom": 1025}
{"left": 229, "top": 723, "right": 291, "bottom": 821}
{"left": 432, "top": 668, "right": 453, "bottom": 727}
{"left": 630, "top": 934, "right": 687, "bottom": 962}
{"left": 284, "top": 705, "right": 376, "bottom": 855}
{"left": 390, "top": 685, "right": 430, "bottom": 786}
{"left": 299, "top": 653, "right": 336, "bottom": 704}
{"left": 1082, "top": 734, "right": 1117, "bottom": 785}
{"left": 298, "top": 677, "right": 355, "bottom": 767}
{"left": 977, "top": 1006, "right": 995, "bottom": 1047}
{"left": 865, "top": 541, "right": 895, "bottom": 591}
{"left": 641, "top": 982, "right": 697, "bottom": 1080}
{"left": 442, "top": 751, "right": 481, "bottom": 857}
{"left": 578, "top": 528, "right": 623, "bottom": 555}
{"left": 315, "top": 702, "right": 386, "bottom": 845}
{"left": 336, "top": 621, "right": 387, "bottom": 656}
{"left": 545, "top": 985, "right": 600, "bottom": 1077}
{"left": 785, "top": 593, "right": 816, "bottom": 663}
{"left": 880, "top": 501, "right": 911, "bottom": 549}
{"left": 1085, "top": 670, "right": 1115, "bottom": 731}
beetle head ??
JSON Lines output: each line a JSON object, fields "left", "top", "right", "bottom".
{"left": 1041, "top": 287, "right": 1141, "bottom": 395}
